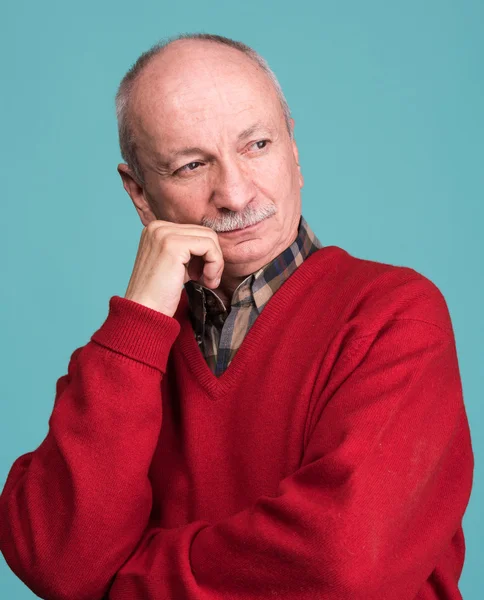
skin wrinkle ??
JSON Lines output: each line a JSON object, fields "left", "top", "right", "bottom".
{"left": 156, "top": 121, "right": 276, "bottom": 176}
{"left": 117, "top": 38, "right": 304, "bottom": 305}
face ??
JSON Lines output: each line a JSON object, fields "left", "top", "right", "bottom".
{"left": 118, "top": 40, "right": 304, "bottom": 277}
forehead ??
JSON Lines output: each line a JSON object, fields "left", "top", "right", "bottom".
{"left": 130, "top": 41, "right": 283, "bottom": 147}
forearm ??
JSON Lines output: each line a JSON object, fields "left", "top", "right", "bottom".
{"left": 0, "top": 296, "right": 181, "bottom": 600}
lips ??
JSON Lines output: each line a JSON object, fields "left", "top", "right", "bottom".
{"left": 222, "top": 219, "right": 264, "bottom": 234}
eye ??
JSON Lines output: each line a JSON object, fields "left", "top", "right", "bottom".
{"left": 250, "top": 139, "right": 269, "bottom": 151}
{"left": 174, "top": 161, "right": 203, "bottom": 176}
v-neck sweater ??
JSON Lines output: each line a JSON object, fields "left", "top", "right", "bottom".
{"left": 0, "top": 245, "right": 474, "bottom": 600}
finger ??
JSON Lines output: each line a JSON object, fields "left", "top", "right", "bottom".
{"left": 180, "top": 236, "right": 224, "bottom": 287}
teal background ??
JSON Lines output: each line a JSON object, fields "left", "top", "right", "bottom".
{"left": 1, "top": 0, "right": 482, "bottom": 597}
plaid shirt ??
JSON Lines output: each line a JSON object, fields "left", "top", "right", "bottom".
{"left": 184, "top": 214, "right": 323, "bottom": 377}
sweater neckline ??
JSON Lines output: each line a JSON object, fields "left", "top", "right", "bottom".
{"left": 173, "top": 246, "right": 341, "bottom": 401}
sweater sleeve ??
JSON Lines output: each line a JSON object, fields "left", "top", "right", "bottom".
{"left": 105, "top": 316, "right": 474, "bottom": 599}
{"left": 0, "top": 296, "right": 181, "bottom": 600}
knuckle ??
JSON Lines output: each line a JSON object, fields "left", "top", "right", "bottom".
{"left": 153, "top": 226, "right": 169, "bottom": 242}
{"left": 145, "top": 220, "right": 160, "bottom": 233}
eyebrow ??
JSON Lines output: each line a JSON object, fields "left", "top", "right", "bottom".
{"left": 159, "top": 121, "right": 273, "bottom": 169}
{"left": 237, "top": 121, "right": 272, "bottom": 142}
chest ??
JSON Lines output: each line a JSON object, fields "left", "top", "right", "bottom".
{"left": 148, "top": 338, "right": 329, "bottom": 527}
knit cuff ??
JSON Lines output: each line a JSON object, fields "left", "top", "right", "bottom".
{"left": 90, "top": 295, "right": 181, "bottom": 373}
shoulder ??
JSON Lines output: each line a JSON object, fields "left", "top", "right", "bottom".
{"left": 308, "top": 246, "right": 454, "bottom": 337}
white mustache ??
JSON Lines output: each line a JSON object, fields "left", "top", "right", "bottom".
{"left": 202, "top": 204, "right": 276, "bottom": 233}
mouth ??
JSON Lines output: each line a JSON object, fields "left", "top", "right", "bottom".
{"left": 220, "top": 216, "right": 269, "bottom": 235}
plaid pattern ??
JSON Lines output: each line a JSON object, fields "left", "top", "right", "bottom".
{"left": 184, "top": 215, "right": 322, "bottom": 377}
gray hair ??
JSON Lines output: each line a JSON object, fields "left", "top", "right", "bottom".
{"left": 115, "top": 33, "right": 293, "bottom": 184}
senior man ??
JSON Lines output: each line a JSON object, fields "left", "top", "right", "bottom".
{"left": 0, "top": 33, "right": 474, "bottom": 600}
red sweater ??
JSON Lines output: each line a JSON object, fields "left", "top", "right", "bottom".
{"left": 0, "top": 245, "right": 474, "bottom": 600}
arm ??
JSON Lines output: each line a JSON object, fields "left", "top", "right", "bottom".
{"left": 106, "top": 316, "right": 474, "bottom": 599}
{"left": 0, "top": 296, "right": 181, "bottom": 600}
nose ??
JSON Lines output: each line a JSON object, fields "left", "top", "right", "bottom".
{"left": 210, "top": 155, "right": 257, "bottom": 212}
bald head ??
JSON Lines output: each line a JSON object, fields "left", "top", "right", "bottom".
{"left": 132, "top": 38, "right": 277, "bottom": 124}
{"left": 115, "top": 34, "right": 292, "bottom": 183}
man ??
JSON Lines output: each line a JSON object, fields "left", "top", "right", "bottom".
{"left": 0, "top": 33, "right": 474, "bottom": 599}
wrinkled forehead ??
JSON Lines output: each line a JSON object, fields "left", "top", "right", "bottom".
{"left": 129, "top": 47, "right": 283, "bottom": 150}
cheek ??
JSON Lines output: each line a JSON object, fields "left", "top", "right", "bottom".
{"left": 156, "top": 181, "right": 211, "bottom": 222}
{"left": 253, "top": 151, "right": 298, "bottom": 198}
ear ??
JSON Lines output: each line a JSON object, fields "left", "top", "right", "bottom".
{"left": 117, "top": 164, "right": 158, "bottom": 226}
{"left": 289, "top": 119, "right": 304, "bottom": 189}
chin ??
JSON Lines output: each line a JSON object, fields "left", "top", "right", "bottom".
{"left": 222, "top": 238, "right": 274, "bottom": 269}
